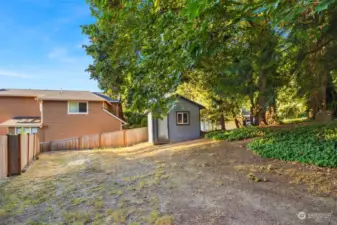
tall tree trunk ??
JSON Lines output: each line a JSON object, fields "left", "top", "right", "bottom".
{"left": 257, "top": 71, "right": 268, "bottom": 125}
{"left": 321, "top": 71, "right": 327, "bottom": 111}
{"left": 266, "top": 104, "right": 277, "bottom": 125}
{"left": 219, "top": 114, "right": 226, "bottom": 130}
{"left": 249, "top": 95, "right": 257, "bottom": 126}
{"left": 231, "top": 106, "right": 241, "bottom": 128}
{"left": 309, "top": 91, "right": 319, "bottom": 119}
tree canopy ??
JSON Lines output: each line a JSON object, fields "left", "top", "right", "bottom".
{"left": 82, "top": 0, "right": 337, "bottom": 125}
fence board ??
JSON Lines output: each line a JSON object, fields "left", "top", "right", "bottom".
{"left": 41, "top": 127, "right": 148, "bottom": 151}
{"left": 40, "top": 142, "right": 51, "bottom": 152}
{"left": 35, "top": 135, "right": 40, "bottom": 155}
{"left": 0, "top": 136, "right": 8, "bottom": 179}
{"left": 7, "top": 135, "right": 20, "bottom": 176}
{"left": 29, "top": 134, "right": 34, "bottom": 161}
{"left": 101, "top": 130, "right": 125, "bottom": 148}
{"left": 126, "top": 127, "right": 148, "bottom": 146}
{"left": 20, "top": 134, "right": 28, "bottom": 169}
{"left": 0, "top": 134, "right": 40, "bottom": 180}
{"left": 81, "top": 134, "right": 100, "bottom": 149}
{"left": 51, "top": 137, "right": 78, "bottom": 151}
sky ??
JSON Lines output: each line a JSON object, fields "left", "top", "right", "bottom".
{"left": 0, "top": 0, "right": 100, "bottom": 91}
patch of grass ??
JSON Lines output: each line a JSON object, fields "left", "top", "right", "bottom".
{"left": 109, "top": 209, "right": 127, "bottom": 223}
{"left": 205, "top": 126, "right": 271, "bottom": 141}
{"left": 109, "top": 188, "right": 123, "bottom": 196}
{"left": 0, "top": 208, "right": 7, "bottom": 216}
{"left": 0, "top": 178, "right": 58, "bottom": 216}
{"left": 149, "top": 196, "right": 159, "bottom": 208}
{"left": 45, "top": 205, "right": 53, "bottom": 214}
{"left": 130, "top": 222, "right": 140, "bottom": 225}
{"left": 94, "top": 197, "right": 104, "bottom": 209}
{"left": 88, "top": 184, "right": 105, "bottom": 194}
{"left": 71, "top": 197, "right": 86, "bottom": 206}
{"left": 248, "top": 124, "right": 337, "bottom": 167}
{"left": 117, "top": 198, "right": 127, "bottom": 208}
{"left": 62, "top": 211, "right": 90, "bottom": 224}
{"left": 148, "top": 210, "right": 160, "bottom": 223}
{"left": 155, "top": 215, "right": 174, "bottom": 225}
{"left": 136, "top": 180, "right": 147, "bottom": 191}
{"left": 92, "top": 213, "right": 104, "bottom": 225}
{"left": 27, "top": 220, "right": 46, "bottom": 225}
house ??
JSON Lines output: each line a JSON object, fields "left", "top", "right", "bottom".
{"left": 148, "top": 96, "right": 205, "bottom": 144}
{"left": 0, "top": 89, "right": 126, "bottom": 142}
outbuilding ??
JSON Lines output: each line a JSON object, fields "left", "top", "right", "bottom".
{"left": 148, "top": 96, "right": 205, "bottom": 144}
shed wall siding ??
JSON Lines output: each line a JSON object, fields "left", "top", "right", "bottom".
{"left": 0, "top": 97, "right": 40, "bottom": 135}
{"left": 168, "top": 99, "right": 201, "bottom": 142}
{"left": 42, "top": 101, "right": 122, "bottom": 142}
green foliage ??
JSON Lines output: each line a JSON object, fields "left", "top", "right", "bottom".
{"left": 277, "top": 83, "right": 308, "bottom": 119}
{"left": 248, "top": 124, "right": 337, "bottom": 167}
{"left": 82, "top": 0, "right": 193, "bottom": 116}
{"left": 82, "top": 0, "right": 337, "bottom": 122}
{"left": 123, "top": 111, "right": 147, "bottom": 129}
{"left": 205, "top": 126, "right": 271, "bottom": 141}
{"left": 280, "top": 117, "right": 310, "bottom": 125}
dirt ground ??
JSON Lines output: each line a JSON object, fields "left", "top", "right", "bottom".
{"left": 0, "top": 139, "right": 336, "bottom": 225}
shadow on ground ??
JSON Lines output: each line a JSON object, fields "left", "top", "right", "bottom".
{"left": 0, "top": 139, "right": 336, "bottom": 225}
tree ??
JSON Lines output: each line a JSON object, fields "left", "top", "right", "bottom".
{"left": 82, "top": 0, "right": 192, "bottom": 117}
{"left": 82, "top": 0, "right": 337, "bottom": 123}
{"left": 260, "top": 0, "right": 337, "bottom": 118}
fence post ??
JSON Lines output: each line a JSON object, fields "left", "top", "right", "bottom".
{"left": 27, "top": 133, "right": 30, "bottom": 166}
{"left": 99, "top": 133, "right": 102, "bottom": 149}
{"left": 18, "top": 134, "right": 21, "bottom": 174}
{"left": 78, "top": 136, "right": 82, "bottom": 150}
{"left": 32, "top": 134, "right": 35, "bottom": 158}
{"left": 49, "top": 141, "right": 52, "bottom": 152}
{"left": 7, "top": 135, "right": 9, "bottom": 176}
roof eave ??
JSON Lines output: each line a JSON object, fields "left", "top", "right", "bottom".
{"left": 0, "top": 123, "right": 41, "bottom": 128}
{"left": 178, "top": 95, "right": 206, "bottom": 109}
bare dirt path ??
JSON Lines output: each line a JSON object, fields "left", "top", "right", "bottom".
{"left": 0, "top": 139, "right": 336, "bottom": 225}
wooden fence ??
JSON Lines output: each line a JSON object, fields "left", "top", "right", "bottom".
{"left": 0, "top": 134, "right": 40, "bottom": 180}
{"left": 40, "top": 127, "right": 148, "bottom": 152}
{"left": 0, "top": 136, "right": 8, "bottom": 180}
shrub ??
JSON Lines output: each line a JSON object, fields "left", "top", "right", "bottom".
{"left": 205, "top": 130, "right": 225, "bottom": 139}
{"left": 205, "top": 126, "right": 271, "bottom": 141}
{"left": 248, "top": 124, "right": 337, "bottom": 167}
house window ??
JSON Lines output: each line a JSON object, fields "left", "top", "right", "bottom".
{"left": 176, "top": 111, "right": 190, "bottom": 125}
{"left": 15, "top": 127, "right": 38, "bottom": 134}
{"left": 68, "top": 101, "right": 88, "bottom": 114}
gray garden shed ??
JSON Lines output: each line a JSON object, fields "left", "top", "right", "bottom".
{"left": 148, "top": 96, "right": 205, "bottom": 144}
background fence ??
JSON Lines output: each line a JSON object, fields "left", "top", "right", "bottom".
{"left": 0, "top": 134, "right": 40, "bottom": 180}
{"left": 40, "top": 127, "right": 148, "bottom": 152}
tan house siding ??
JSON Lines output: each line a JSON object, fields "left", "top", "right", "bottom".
{"left": 0, "top": 97, "right": 40, "bottom": 135}
{"left": 42, "top": 101, "right": 122, "bottom": 142}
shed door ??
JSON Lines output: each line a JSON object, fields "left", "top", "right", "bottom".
{"left": 157, "top": 116, "right": 169, "bottom": 142}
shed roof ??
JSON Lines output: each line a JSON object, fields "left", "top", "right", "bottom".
{"left": 0, "top": 89, "right": 119, "bottom": 102}
{"left": 178, "top": 95, "right": 205, "bottom": 109}
{"left": 0, "top": 117, "right": 41, "bottom": 127}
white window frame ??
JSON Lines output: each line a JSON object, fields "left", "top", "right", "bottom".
{"left": 176, "top": 111, "right": 190, "bottom": 125}
{"left": 67, "top": 101, "right": 89, "bottom": 115}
